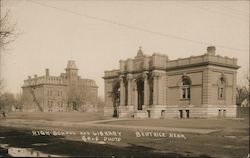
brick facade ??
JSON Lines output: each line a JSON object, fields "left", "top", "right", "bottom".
{"left": 103, "top": 46, "right": 239, "bottom": 118}
{"left": 22, "top": 61, "right": 98, "bottom": 112}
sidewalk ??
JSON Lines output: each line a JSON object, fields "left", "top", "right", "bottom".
{"left": 0, "top": 118, "right": 219, "bottom": 134}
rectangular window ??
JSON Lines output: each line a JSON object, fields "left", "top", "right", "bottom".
{"left": 218, "top": 87, "right": 224, "bottom": 100}
{"left": 181, "top": 87, "right": 190, "bottom": 99}
{"left": 48, "top": 90, "right": 53, "bottom": 96}
{"left": 187, "top": 88, "right": 190, "bottom": 99}
{"left": 182, "top": 88, "right": 186, "bottom": 98}
{"left": 179, "top": 110, "right": 183, "bottom": 118}
{"left": 48, "top": 101, "right": 53, "bottom": 108}
{"left": 220, "top": 88, "right": 223, "bottom": 98}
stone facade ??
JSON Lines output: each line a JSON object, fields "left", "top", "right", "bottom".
{"left": 22, "top": 61, "right": 98, "bottom": 112}
{"left": 103, "top": 46, "right": 239, "bottom": 118}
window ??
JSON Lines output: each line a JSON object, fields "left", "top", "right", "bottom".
{"left": 47, "top": 90, "right": 52, "bottom": 96}
{"left": 57, "top": 90, "right": 62, "bottom": 96}
{"left": 47, "top": 101, "right": 53, "bottom": 108}
{"left": 218, "top": 77, "right": 225, "bottom": 100}
{"left": 181, "top": 76, "right": 191, "bottom": 99}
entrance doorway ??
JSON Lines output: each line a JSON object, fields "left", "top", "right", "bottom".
{"left": 137, "top": 79, "right": 144, "bottom": 110}
{"left": 72, "top": 101, "right": 78, "bottom": 111}
{"left": 113, "top": 83, "right": 120, "bottom": 117}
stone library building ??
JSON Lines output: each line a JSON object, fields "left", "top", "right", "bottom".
{"left": 22, "top": 60, "right": 98, "bottom": 112}
{"left": 103, "top": 46, "right": 239, "bottom": 119}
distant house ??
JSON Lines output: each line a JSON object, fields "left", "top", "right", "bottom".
{"left": 22, "top": 61, "right": 98, "bottom": 112}
{"left": 241, "top": 98, "right": 249, "bottom": 107}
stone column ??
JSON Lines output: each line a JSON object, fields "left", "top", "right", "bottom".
{"left": 103, "top": 80, "right": 115, "bottom": 117}
{"left": 119, "top": 75, "right": 125, "bottom": 107}
{"left": 133, "top": 79, "right": 138, "bottom": 111}
{"left": 157, "top": 75, "right": 162, "bottom": 105}
{"left": 152, "top": 72, "right": 159, "bottom": 105}
{"left": 126, "top": 74, "right": 133, "bottom": 107}
{"left": 143, "top": 71, "right": 149, "bottom": 108}
{"left": 232, "top": 72, "right": 237, "bottom": 105}
{"left": 183, "top": 110, "right": 186, "bottom": 118}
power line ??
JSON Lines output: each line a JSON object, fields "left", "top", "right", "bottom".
{"left": 220, "top": 5, "right": 249, "bottom": 17}
{"left": 217, "top": 6, "right": 248, "bottom": 17}
{"left": 28, "top": 0, "right": 249, "bottom": 52}
{"left": 182, "top": 2, "right": 248, "bottom": 23}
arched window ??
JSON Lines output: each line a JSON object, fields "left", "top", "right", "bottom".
{"left": 113, "top": 82, "right": 120, "bottom": 107}
{"left": 181, "top": 76, "right": 191, "bottom": 99}
{"left": 218, "top": 77, "right": 225, "bottom": 100}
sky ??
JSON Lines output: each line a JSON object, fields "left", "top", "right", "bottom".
{"left": 1, "top": 0, "right": 249, "bottom": 97}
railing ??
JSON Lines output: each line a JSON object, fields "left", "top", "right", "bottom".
{"left": 104, "top": 70, "right": 120, "bottom": 77}
{"left": 23, "top": 76, "right": 67, "bottom": 87}
{"left": 104, "top": 53, "right": 238, "bottom": 76}
{"left": 166, "top": 54, "right": 237, "bottom": 68}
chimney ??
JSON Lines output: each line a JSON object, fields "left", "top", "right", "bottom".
{"left": 46, "top": 68, "right": 49, "bottom": 76}
{"left": 207, "top": 46, "right": 216, "bottom": 55}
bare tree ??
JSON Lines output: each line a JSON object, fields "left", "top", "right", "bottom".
{"left": 236, "top": 86, "right": 249, "bottom": 105}
{"left": 236, "top": 68, "right": 250, "bottom": 106}
{"left": 67, "top": 84, "right": 97, "bottom": 112}
{"left": 0, "top": 6, "right": 18, "bottom": 92}
{"left": 0, "top": 9, "right": 17, "bottom": 49}
{"left": 0, "top": 92, "right": 17, "bottom": 112}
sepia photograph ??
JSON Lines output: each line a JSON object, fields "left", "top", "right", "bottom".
{"left": 0, "top": 0, "right": 249, "bottom": 157}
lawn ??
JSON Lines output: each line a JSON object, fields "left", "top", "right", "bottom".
{"left": 0, "top": 112, "right": 249, "bottom": 157}
{"left": 4, "top": 112, "right": 106, "bottom": 122}
{"left": 0, "top": 123, "right": 249, "bottom": 158}
{"left": 100, "top": 118, "right": 249, "bottom": 129}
